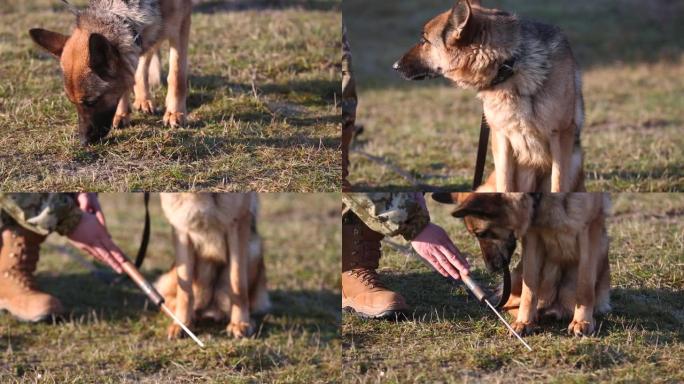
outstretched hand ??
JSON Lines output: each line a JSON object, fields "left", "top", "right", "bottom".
{"left": 66, "top": 211, "right": 127, "bottom": 273}
{"left": 411, "top": 223, "right": 470, "bottom": 280}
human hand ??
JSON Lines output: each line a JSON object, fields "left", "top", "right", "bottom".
{"left": 76, "top": 192, "right": 106, "bottom": 226}
{"left": 66, "top": 212, "right": 127, "bottom": 273}
{"left": 410, "top": 223, "right": 470, "bottom": 280}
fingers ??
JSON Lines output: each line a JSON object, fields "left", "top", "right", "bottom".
{"left": 95, "top": 210, "right": 107, "bottom": 227}
{"left": 434, "top": 246, "right": 462, "bottom": 280}
{"left": 441, "top": 243, "right": 470, "bottom": 277}
{"left": 92, "top": 242, "right": 123, "bottom": 274}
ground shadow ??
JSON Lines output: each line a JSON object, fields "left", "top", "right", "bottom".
{"left": 356, "top": 269, "right": 684, "bottom": 341}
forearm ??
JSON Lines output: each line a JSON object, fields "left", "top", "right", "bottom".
{"left": 342, "top": 192, "right": 430, "bottom": 241}
{"left": 0, "top": 193, "right": 82, "bottom": 236}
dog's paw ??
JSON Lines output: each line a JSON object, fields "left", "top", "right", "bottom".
{"left": 166, "top": 321, "right": 193, "bottom": 340}
{"left": 567, "top": 319, "right": 595, "bottom": 337}
{"left": 227, "top": 320, "right": 255, "bottom": 339}
{"left": 133, "top": 99, "right": 156, "bottom": 114}
{"left": 163, "top": 111, "right": 186, "bottom": 127}
{"left": 112, "top": 112, "right": 130, "bottom": 129}
{"left": 510, "top": 321, "right": 535, "bottom": 336}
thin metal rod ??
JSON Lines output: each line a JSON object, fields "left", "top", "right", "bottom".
{"left": 483, "top": 299, "right": 532, "bottom": 351}
{"left": 161, "top": 304, "right": 205, "bottom": 348}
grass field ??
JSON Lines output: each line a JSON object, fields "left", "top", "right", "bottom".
{"left": 0, "top": 193, "right": 341, "bottom": 382}
{"left": 0, "top": 0, "right": 341, "bottom": 192}
{"left": 344, "top": 0, "right": 684, "bottom": 192}
{"left": 342, "top": 193, "right": 684, "bottom": 383}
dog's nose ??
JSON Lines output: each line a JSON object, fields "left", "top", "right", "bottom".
{"left": 392, "top": 61, "right": 400, "bottom": 71}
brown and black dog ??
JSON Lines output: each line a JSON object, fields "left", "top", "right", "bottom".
{"left": 156, "top": 193, "right": 270, "bottom": 339}
{"left": 433, "top": 192, "right": 611, "bottom": 337}
{"left": 395, "top": 0, "right": 585, "bottom": 192}
{"left": 29, "top": 0, "right": 191, "bottom": 145}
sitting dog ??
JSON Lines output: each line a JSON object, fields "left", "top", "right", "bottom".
{"left": 394, "top": 0, "right": 585, "bottom": 192}
{"left": 433, "top": 192, "right": 611, "bottom": 336}
{"left": 156, "top": 193, "right": 270, "bottom": 339}
{"left": 29, "top": 0, "right": 191, "bottom": 145}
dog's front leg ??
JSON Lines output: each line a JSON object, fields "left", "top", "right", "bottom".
{"left": 512, "top": 232, "right": 543, "bottom": 336}
{"left": 133, "top": 49, "right": 157, "bottom": 114}
{"left": 163, "top": 12, "right": 190, "bottom": 127}
{"left": 568, "top": 228, "right": 597, "bottom": 336}
{"left": 226, "top": 220, "right": 254, "bottom": 338}
{"left": 168, "top": 230, "right": 195, "bottom": 340}
{"left": 549, "top": 132, "right": 566, "bottom": 192}
{"left": 113, "top": 92, "right": 130, "bottom": 128}
{"left": 492, "top": 130, "right": 514, "bottom": 192}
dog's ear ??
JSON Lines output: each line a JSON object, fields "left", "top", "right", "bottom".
{"left": 29, "top": 28, "right": 69, "bottom": 58}
{"left": 88, "top": 33, "right": 119, "bottom": 80}
{"left": 445, "top": 0, "right": 473, "bottom": 45}
{"left": 432, "top": 192, "right": 468, "bottom": 205}
{"left": 450, "top": 193, "right": 502, "bottom": 219}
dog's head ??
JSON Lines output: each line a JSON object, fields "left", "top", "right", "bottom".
{"left": 432, "top": 192, "right": 525, "bottom": 273}
{"left": 393, "top": 0, "right": 515, "bottom": 88}
{"left": 29, "top": 27, "right": 133, "bottom": 145}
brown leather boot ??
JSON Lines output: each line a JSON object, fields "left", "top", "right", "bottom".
{"left": 342, "top": 213, "right": 408, "bottom": 319}
{"left": 0, "top": 225, "right": 63, "bottom": 321}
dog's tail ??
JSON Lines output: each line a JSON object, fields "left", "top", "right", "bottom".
{"left": 148, "top": 50, "right": 163, "bottom": 88}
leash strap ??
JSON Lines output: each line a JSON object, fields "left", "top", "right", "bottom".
{"left": 134, "top": 192, "right": 151, "bottom": 268}
{"left": 472, "top": 113, "right": 490, "bottom": 190}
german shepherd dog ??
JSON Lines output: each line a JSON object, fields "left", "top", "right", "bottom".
{"left": 29, "top": 0, "right": 191, "bottom": 145}
{"left": 394, "top": 0, "right": 585, "bottom": 192}
{"left": 432, "top": 192, "right": 610, "bottom": 336}
{"left": 156, "top": 193, "right": 271, "bottom": 339}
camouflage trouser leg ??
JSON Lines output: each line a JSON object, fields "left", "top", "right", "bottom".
{"left": 341, "top": 25, "right": 356, "bottom": 191}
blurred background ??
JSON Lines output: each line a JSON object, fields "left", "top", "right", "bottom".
{"left": 344, "top": 0, "right": 684, "bottom": 191}
{"left": 0, "top": 193, "right": 340, "bottom": 382}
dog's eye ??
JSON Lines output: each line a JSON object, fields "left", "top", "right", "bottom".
{"left": 420, "top": 34, "right": 429, "bottom": 45}
{"left": 476, "top": 230, "right": 492, "bottom": 239}
{"left": 82, "top": 98, "right": 98, "bottom": 108}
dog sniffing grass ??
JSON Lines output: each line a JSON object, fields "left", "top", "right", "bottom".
{"left": 342, "top": 193, "right": 684, "bottom": 382}
{"left": 0, "top": 193, "right": 341, "bottom": 382}
{"left": 0, "top": 0, "right": 341, "bottom": 192}
{"left": 345, "top": 0, "right": 684, "bottom": 192}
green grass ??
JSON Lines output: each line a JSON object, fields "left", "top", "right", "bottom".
{"left": 344, "top": 0, "right": 684, "bottom": 192}
{"left": 0, "top": 193, "right": 341, "bottom": 382}
{"left": 0, "top": 0, "right": 341, "bottom": 192}
{"left": 342, "top": 193, "right": 684, "bottom": 383}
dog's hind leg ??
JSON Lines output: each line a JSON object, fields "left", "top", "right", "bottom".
{"left": 163, "top": 10, "right": 191, "bottom": 127}
{"left": 133, "top": 48, "right": 158, "bottom": 114}
{"left": 113, "top": 92, "right": 131, "bottom": 128}
{"left": 168, "top": 231, "right": 196, "bottom": 340}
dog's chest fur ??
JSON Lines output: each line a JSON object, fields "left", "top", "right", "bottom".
{"left": 161, "top": 194, "right": 253, "bottom": 264}
{"left": 528, "top": 194, "right": 606, "bottom": 264}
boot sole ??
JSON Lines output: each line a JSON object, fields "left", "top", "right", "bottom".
{"left": 343, "top": 306, "right": 409, "bottom": 321}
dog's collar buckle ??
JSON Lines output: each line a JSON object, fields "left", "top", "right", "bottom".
{"left": 490, "top": 57, "right": 516, "bottom": 87}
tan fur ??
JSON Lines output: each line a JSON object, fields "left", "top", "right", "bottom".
{"left": 29, "top": 0, "right": 191, "bottom": 145}
{"left": 433, "top": 192, "right": 610, "bottom": 337}
{"left": 395, "top": 0, "right": 585, "bottom": 192}
{"left": 156, "top": 193, "right": 270, "bottom": 339}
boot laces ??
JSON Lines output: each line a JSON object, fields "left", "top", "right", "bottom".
{"left": 350, "top": 268, "right": 386, "bottom": 289}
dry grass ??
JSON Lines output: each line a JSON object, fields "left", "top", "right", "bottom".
{"left": 0, "top": 193, "right": 341, "bottom": 382}
{"left": 344, "top": 0, "right": 684, "bottom": 191}
{"left": 0, "top": 0, "right": 341, "bottom": 192}
{"left": 342, "top": 193, "right": 684, "bottom": 383}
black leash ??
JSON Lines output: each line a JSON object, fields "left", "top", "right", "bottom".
{"left": 134, "top": 192, "right": 151, "bottom": 268}
{"left": 472, "top": 114, "right": 490, "bottom": 190}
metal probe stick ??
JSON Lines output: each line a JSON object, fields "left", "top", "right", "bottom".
{"left": 120, "top": 261, "right": 205, "bottom": 348}
{"left": 461, "top": 274, "right": 532, "bottom": 351}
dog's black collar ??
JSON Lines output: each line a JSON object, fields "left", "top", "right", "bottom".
{"left": 489, "top": 56, "right": 517, "bottom": 87}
